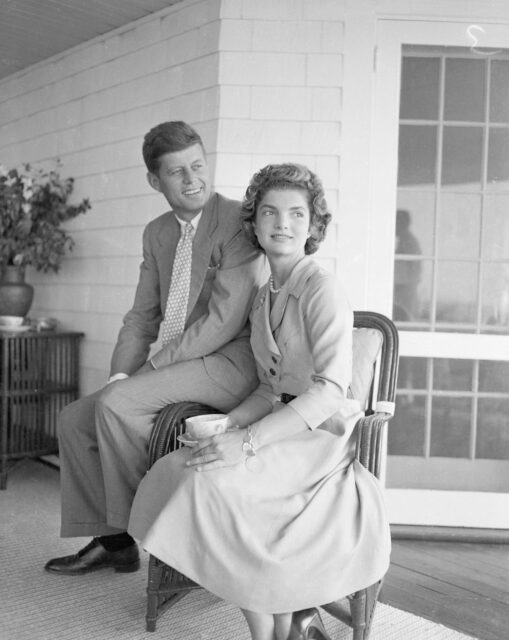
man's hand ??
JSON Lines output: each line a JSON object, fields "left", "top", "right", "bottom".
{"left": 186, "top": 429, "right": 245, "bottom": 472}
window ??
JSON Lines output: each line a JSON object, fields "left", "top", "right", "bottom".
{"left": 390, "top": 47, "right": 509, "bottom": 467}
{"left": 390, "top": 356, "right": 509, "bottom": 460}
{"left": 393, "top": 48, "right": 509, "bottom": 335}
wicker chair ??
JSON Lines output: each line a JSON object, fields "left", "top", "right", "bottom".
{"left": 144, "top": 310, "right": 399, "bottom": 638}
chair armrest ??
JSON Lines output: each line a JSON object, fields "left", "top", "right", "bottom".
{"left": 355, "top": 411, "right": 393, "bottom": 478}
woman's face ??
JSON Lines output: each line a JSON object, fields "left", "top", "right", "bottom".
{"left": 254, "top": 188, "right": 310, "bottom": 260}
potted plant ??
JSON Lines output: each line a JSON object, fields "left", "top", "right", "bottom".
{"left": 0, "top": 161, "right": 91, "bottom": 319}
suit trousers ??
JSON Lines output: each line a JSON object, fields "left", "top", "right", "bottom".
{"left": 58, "top": 354, "right": 258, "bottom": 537}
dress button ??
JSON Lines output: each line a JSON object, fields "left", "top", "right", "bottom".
{"left": 271, "top": 356, "right": 277, "bottom": 364}
{"left": 269, "top": 368, "right": 276, "bottom": 376}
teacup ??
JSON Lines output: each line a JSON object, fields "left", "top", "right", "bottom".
{"left": 185, "top": 414, "right": 229, "bottom": 440}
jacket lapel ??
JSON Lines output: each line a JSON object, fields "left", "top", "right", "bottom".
{"left": 269, "top": 256, "right": 311, "bottom": 334}
{"left": 156, "top": 213, "right": 180, "bottom": 309}
{"left": 186, "top": 193, "right": 218, "bottom": 315}
{"left": 269, "top": 287, "right": 290, "bottom": 336}
{"left": 251, "top": 287, "right": 281, "bottom": 358}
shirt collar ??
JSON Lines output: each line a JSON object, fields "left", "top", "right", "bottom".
{"left": 174, "top": 211, "right": 202, "bottom": 231}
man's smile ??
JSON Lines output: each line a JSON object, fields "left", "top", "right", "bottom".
{"left": 183, "top": 186, "right": 203, "bottom": 196}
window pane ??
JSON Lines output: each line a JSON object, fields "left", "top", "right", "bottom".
{"left": 396, "top": 192, "right": 435, "bottom": 255}
{"left": 442, "top": 126, "right": 483, "bottom": 190}
{"left": 397, "top": 356, "right": 427, "bottom": 391}
{"left": 437, "top": 193, "right": 481, "bottom": 259}
{"left": 444, "top": 58, "right": 485, "bottom": 122}
{"left": 433, "top": 358, "right": 473, "bottom": 391}
{"left": 479, "top": 360, "right": 509, "bottom": 393}
{"left": 481, "top": 263, "right": 509, "bottom": 329}
{"left": 389, "top": 395, "right": 426, "bottom": 456}
{"left": 430, "top": 397, "right": 471, "bottom": 457}
{"left": 487, "top": 127, "right": 509, "bottom": 190}
{"left": 393, "top": 259, "right": 432, "bottom": 324}
{"left": 483, "top": 195, "right": 509, "bottom": 259}
{"left": 415, "top": 260, "right": 433, "bottom": 324}
{"left": 436, "top": 261, "right": 478, "bottom": 324}
{"left": 490, "top": 60, "right": 509, "bottom": 123}
{"left": 398, "top": 125, "right": 437, "bottom": 187}
{"left": 400, "top": 57, "right": 440, "bottom": 120}
{"left": 477, "top": 398, "right": 509, "bottom": 459}
{"left": 393, "top": 259, "right": 421, "bottom": 320}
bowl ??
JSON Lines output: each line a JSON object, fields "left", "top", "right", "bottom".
{"left": 0, "top": 315, "right": 24, "bottom": 327}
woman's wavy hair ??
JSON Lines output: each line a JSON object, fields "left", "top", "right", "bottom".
{"left": 240, "top": 163, "right": 332, "bottom": 255}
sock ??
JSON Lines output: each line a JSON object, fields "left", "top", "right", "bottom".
{"left": 97, "top": 532, "right": 135, "bottom": 552}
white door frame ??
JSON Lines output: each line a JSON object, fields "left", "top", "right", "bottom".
{"left": 369, "top": 17, "right": 509, "bottom": 528}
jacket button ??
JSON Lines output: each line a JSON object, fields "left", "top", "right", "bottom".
{"left": 269, "top": 368, "right": 276, "bottom": 376}
{"left": 271, "top": 356, "right": 277, "bottom": 363}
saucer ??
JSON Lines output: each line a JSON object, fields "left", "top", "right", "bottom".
{"left": 0, "top": 325, "right": 31, "bottom": 333}
{"left": 177, "top": 434, "right": 199, "bottom": 447}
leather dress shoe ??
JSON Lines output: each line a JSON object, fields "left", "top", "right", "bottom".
{"left": 288, "top": 608, "right": 331, "bottom": 640}
{"left": 44, "top": 538, "right": 140, "bottom": 575}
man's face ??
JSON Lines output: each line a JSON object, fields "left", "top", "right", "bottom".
{"left": 147, "top": 143, "right": 211, "bottom": 220}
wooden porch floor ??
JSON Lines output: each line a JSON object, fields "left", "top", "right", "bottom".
{"left": 380, "top": 539, "right": 509, "bottom": 640}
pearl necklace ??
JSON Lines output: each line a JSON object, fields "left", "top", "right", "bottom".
{"left": 269, "top": 275, "right": 281, "bottom": 294}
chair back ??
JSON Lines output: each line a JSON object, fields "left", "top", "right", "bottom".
{"left": 352, "top": 311, "right": 399, "bottom": 413}
{"left": 352, "top": 311, "right": 399, "bottom": 481}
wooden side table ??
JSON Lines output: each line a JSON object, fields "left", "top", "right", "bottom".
{"left": 0, "top": 330, "right": 83, "bottom": 489}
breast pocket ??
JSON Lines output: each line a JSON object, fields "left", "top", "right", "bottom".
{"left": 206, "top": 262, "right": 220, "bottom": 278}
{"left": 198, "top": 263, "right": 220, "bottom": 305}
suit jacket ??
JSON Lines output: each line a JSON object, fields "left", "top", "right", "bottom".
{"left": 110, "top": 192, "right": 267, "bottom": 378}
{"left": 248, "top": 256, "right": 361, "bottom": 438}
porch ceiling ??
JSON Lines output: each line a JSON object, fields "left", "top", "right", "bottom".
{"left": 0, "top": 0, "right": 182, "bottom": 81}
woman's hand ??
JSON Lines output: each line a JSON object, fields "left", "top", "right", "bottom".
{"left": 186, "top": 428, "right": 245, "bottom": 472}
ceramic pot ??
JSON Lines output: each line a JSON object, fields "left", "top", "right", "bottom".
{"left": 0, "top": 266, "right": 34, "bottom": 318}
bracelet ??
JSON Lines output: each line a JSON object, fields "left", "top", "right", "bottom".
{"left": 242, "top": 425, "right": 257, "bottom": 468}
{"left": 242, "top": 425, "right": 256, "bottom": 457}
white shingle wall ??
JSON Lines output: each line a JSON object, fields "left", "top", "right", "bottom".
{"left": 0, "top": 0, "right": 223, "bottom": 394}
{"left": 215, "top": 0, "right": 345, "bottom": 278}
{"left": 0, "top": 0, "right": 346, "bottom": 394}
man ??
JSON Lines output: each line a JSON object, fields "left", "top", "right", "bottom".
{"left": 45, "top": 121, "right": 266, "bottom": 575}
{"left": 393, "top": 208, "right": 422, "bottom": 321}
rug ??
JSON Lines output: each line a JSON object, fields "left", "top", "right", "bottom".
{"left": 0, "top": 460, "right": 478, "bottom": 640}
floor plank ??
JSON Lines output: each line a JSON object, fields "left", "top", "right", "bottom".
{"left": 380, "top": 540, "right": 509, "bottom": 640}
{"left": 391, "top": 544, "right": 509, "bottom": 601}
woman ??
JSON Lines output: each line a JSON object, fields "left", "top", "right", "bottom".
{"left": 128, "top": 164, "right": 391, "bottom": 640}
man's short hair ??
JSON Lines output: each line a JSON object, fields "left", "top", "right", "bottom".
{"left": 142, "top": 121, "right": 205, "bottom": 173}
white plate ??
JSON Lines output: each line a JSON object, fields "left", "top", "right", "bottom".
{"left": 0, "top": 325, "right": 31, "bottom": 333}
{"left": 177, "top": 434, "right": 198, "bottom": 447}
